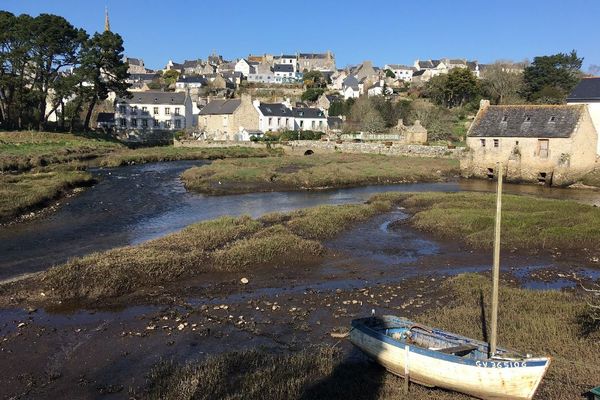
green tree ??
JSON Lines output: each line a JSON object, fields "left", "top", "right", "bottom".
{"left": 385, "top": 69, "right": 396, "bottom": 79}
{"left": 301, "top": 87, "right": 324, "bottom": 102}
{"left": 162, "top": 69, "right": 180, "bottom": 87}
{"left": 522, "top": 50, "right": 583, "bottom": 103}
{"left": 79, "top": 31, "right": 130, "bottom": 130}
{"left": 425, "top": 68, "right": 479, "bottom": 108}
{"left": 303, "top": 70, "right": 327, "bottom": 88}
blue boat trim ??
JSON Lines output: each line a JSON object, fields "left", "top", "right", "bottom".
{"left": 352, "top": 317, "right": 549, "bottom": 368}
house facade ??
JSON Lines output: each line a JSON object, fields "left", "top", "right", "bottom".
{"left": 383, "top": 64, "right": 415, "bottom": 82}
{"left": 124, "top": 57, "right": 147, "bottom": 74}
{"left": 114, "top": 91, "right": 194, "bottom": 132}
{"left": 293, "top": 107, "right": 327, "bottom": 131}
{"left": 567, "top": 77, "right": 600, "bottom": 155}
{"left": 298, "top": 51, "right": 336, "bottom": 72}
{"left": 461, "top": 100, "right": 598, "bottom": 186}
{"left": 198, "top": 94, "right": 259, "bottom": 141}
{"left": 234, "top": 59, "right": 253, "bottom": 77}
{"left": 254, "top": 101, "right": 294, "bottom": 132}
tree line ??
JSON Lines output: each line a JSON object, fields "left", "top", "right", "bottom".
{"left": 0, "top": 11, "right": 130, "bottom": 132}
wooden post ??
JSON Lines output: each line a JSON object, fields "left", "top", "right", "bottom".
{"left": 490, "top": 163, "right": 503, "bottom": 357}
{"left": 404, "top": 344, "right": 410, "bottom": 394}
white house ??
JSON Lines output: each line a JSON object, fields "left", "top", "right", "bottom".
{"left": 330, "top": 70, "right": 348, "bottom": 90}
{"left": 115, "top": 91, "right": 194, "bottom": 131}
{"left": 293, "top": 107, "right": 327, "bottom": 131}
{"left": 567, "top": 77, "right": 600, "bottom": 155}
{"left": 367, "top": 80, "right": 393, "bottom": 97}
{"left": 175, "top": 75, "right": 208, "bottom": 91}
{"left": 253, "top": 100, "right": 294, "bottom": 132}
{"left": 342, "top": 75, "right": 361, "bottom": 99}
{"left": 383, "top": 64, "right": 415, "bottom": 82}
{"left": 274, "top": 54, "right": 298, "bottom": 71}
{"left": 234, "top": 59, "right": 254, "bottom": 77}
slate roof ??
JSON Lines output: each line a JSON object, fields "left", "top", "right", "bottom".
{"left": 177, "top": 75, "right": 208, "bottom": 84}
{"left": 299, "top": 53, "right": 328, "bottom": 59}
{"left": 126, "top": 57, "right": 142, "bottom": 66}
{"left": 412, "top": 70, "right": 426, "bottom": 77}
{"left": 183, "top": 59, "right": 203, "bottom": 68}
{"left": 386, "top": 64, "right": 414, "bottom": 70}
{"left": 567, "top": 77, "right": 600, "bottom": 102}
{"left": 128, "top": 73, "right": 158, "bottom": 82}
{"left": 198, "top": 99, "right": 241, "bottom": 115}
{"left": 293, "top": 107, "right": 325, "bottom": 119}
{"left": 258, "top": 103, "right": 292, "bottom": 117}
{"left": 118, "top": 91, "right": 187, "bottom": 105}
{"left": 343, "top": 75, "right": 359, "bottom": 89}
{"left": 418, "top": 60, "right": 434, "bottom": 69}
{"left": 273, "top": 64, "right": 294, "bottom": 73}
{"left": 327, "top": 116, "right": 343, "bottom": 129}
{"left": 468, "top": 105, "right": 584, "bottom": 138}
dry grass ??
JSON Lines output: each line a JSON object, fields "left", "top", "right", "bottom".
{"left": 370, "top": 191, "right": 600, "bottom": 250}
{"left": 142, "top": 274, "right": 597, "bottom": 400}
{"left": 0, "top": 168, "right": 93, "bottom": 223}
{"left": 40, "top": 202, "right": 391, "bottom": 302}
{"left": 0, "top": 131, "right": 122, "bottom": 171}
{"left": 581, "top": 168, "right": 600, "bottom": 188}
{"left": 181, "top": 153, "right": 459, "bottom": 195}
{"left": 99, "top": 146, "right": 282, "bottom": 167}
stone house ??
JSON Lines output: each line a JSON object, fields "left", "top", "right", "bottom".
{"left": 115, "top": 91, "right": 194, "bottom": 132}
{"left": 124, "top": 57, "right": 147, "bottom": 74}
{"left": 461, "top": 100, "right": 598, "bottom": 185}
{"left": 198, "top": 94, "right": 259, "bottom": 141}
{"left": 567, "top": 77, "right": 600, "bottom": 155}
{"left": 317, "top": 94, "right": 340, "bottom": 113}
{"left": 298, "top": 51, "right": 336, "bottom": 72}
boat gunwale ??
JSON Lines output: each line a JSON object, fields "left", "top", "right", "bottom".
{"left": 351, "top": 315, "right": 550, "bottom": 368}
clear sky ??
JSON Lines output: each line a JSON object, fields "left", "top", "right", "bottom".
{"left": 3, "top": 0, "right": 600, "bottom": 72}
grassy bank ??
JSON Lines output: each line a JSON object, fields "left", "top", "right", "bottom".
{"left": 371, "top": 192, "right": 600, "bottom": 251}
{"left": 142, "top": 274, "right": 598, "bottom": 400}
{"left": 39, "top": 202, "right": 390, "bottom": 302}
{"left": 0, "top": 131, "right": 122, "bottom": 172}
{"left": 181, "top": 153, "right": 459, "bottom": 195}
{"left": 0, "top": 168, "right": 94, "bottom": 224}
{"left": 98, "top": 146, "right": 282, "bottom": 167}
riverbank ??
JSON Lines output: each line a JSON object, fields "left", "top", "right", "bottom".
{"left": 143, "top": 274, "right": 597, "bottom": 400}
{"left": 181, "top": 153, "right": 460, "bottom": 195}
{"left": 0, "top": 131, "right": 281, "bottom": 224}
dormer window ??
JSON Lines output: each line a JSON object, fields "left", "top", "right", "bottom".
{"left": 524, "top": 116, "right": 531, "bottom": 122}
{"left": 549, "top": 116, "right": 556, "bottom": 122}
{"left": 501, "top": 116, "right": 508, "bottom": 122}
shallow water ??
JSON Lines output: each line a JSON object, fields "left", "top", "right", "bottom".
{"left": 1, "top": 160, "right": 599, "bottom": 280}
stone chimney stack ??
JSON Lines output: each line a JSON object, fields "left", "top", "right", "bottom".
{"left": 479, "top": 99, "right": 491, "bottom": 110}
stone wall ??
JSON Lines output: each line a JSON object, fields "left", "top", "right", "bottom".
{"left": 174, "top": 139, "right": 464, "bottom": 159}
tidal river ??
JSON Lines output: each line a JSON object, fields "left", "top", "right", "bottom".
{"left": 1, "top": 160, "right": 599, "bottom": 280}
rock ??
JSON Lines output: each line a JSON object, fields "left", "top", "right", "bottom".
{"left": 335, "top": 289, "right": 342, "bottom": 294}
{"left": 17, "top": 322, "right": 26, "bottom": 328}
{"left": 177, "top": 323, "right": 185, "bottom": 331}
{"left": 240, "top": 277, "right": 249, "bottom": 284}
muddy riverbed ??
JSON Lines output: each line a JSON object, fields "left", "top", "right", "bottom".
{"left": 2, "top": 160, "right": 600, "bottom": 281}
{"left": 1, "top": 212, "right": 599, "bottom": 399}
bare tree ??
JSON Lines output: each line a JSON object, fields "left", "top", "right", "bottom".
{"left": 481, "top": 62, "right": 525, "bottom": 104}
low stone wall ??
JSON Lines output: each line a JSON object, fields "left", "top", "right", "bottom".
{"left": 175, "top": 139, "right": 465, "bottom": 159}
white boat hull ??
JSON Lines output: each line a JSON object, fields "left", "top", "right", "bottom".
{"left": 350, "top": 322, "right": 550, "bottom": 400}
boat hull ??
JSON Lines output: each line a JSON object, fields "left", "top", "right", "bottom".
{"left": 349, "top": 317, "right": 550, "bottom": 400}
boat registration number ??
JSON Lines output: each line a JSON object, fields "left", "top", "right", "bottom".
{"left": 475, "top": 361, "right": 527, "bottom": 368}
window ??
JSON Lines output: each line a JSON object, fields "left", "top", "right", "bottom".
{"left": 480, "top": 139, "right": 486, "bottom": 147}
{"left": 142, "top": 119, "right": 148, "bottom": 128}
{"left": 524, "top": 115, "right": 531, "bottom": 122}
{"left": 319, "top": 120, "right": 323, "bottom": 127}
{"left": 268, "top": 117, "right": 272, "bottom": 126}
{"left": 142, "top": 106, "right": 148, "bottom": 113}
{"left": 153, "top": 119, "right": 159, "bottom": 127}
{"left": 131, "top": 118, "right": 137, "bottom": 127}
{"left": 119, "top": 118, "right": 126, "bottom": 127}
{"left": 119, "top": 105, "right": 126, "bottom": 114}
{"left": 501, "top": 115, "right": 508, "bottom": 122}
{"left": 175, "top": 119, "right": 181, "bottom": 129}
{"left": 131, "top": 106, "right": 138, "bottom": 115}
{"left": 165, "top": 120, "right": 172, "bottom": 128}
{"left": 549, "top": 116, "right": 556, "bottom": 122}
{"left": 311, "top": 120, "right": 316, "bottom": 128}
{"left": 165, "top": 107, "right": 171, "bottom": 115}
{"left": 175, "top": 107, "right": 180, "bottom": 116}
{"left": 493, "top": 139, "right": 499, "bottom": 148}
{"left": 223, "top": 116, "right": 228, "bottom": 127}
{"left": 300, "top": 120, "right": 304, "bottom": 128}
{"left": 153, "top": 107, "right": 159, "bottom": 115}
{"left": 538, "top": 139, "right": 549, "bottom": 158}
{"left": 277, "top": 117, "right": 281, "bottom": 126}
{"left": 285, "top": 118, "right": 289, "bottom": 126}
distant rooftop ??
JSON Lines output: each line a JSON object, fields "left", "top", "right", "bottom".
{"left": 567, "top": 77, "right": 600, "bottom": 102}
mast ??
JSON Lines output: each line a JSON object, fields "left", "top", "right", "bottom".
{"left": 489, "top": 162, "right": 503, "bottom": 356}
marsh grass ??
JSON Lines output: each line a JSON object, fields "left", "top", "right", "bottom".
{"left": 99, "top": 146, "right": 282, "bottom": 167}
{"left": 181, "top": 153, "right": 459, "bottom": 195}
{"left": 581, "top": 168, "right": 600, "bottom": 188}
{"left": 0, "top": 131, "right": 122, "bottom": 171}
{"left": 370, "top": 191, "right": 600, "bottom": 250}
{"left": 142, "top": 274, "right": 596, "bottom": 400}
{"left": 0, "top": 168, "right": 93, "bottom": 222}
{"left": 40, "top": 202, "right": 391, "bottom": 302}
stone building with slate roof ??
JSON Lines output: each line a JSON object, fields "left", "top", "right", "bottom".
{"left": 461, "top": 100, "right": 598, "bottom": 185}
{"left": 198, "top": 94, "right": 259, "bottom": 141}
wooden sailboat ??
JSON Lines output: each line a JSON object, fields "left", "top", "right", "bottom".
{"left": 349, "top": 164, "right": 551, "bottom": 400}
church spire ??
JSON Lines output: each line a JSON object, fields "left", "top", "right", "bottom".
{"left": 104, "top": 6, "right": 111, "bottom": 32}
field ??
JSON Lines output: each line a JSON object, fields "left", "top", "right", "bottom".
{"left": 181, "top": 153, "right": 460, "bottom": 195}
{"left": 142, "top": 274, "right": 598, "bottom": 400}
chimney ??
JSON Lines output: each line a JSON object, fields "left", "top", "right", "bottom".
{"left": 479, "top": 99, "right": 490, "bottom": 110}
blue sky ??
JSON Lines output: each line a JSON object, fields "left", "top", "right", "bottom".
{"left": 3, "top": 0, "right": 600, "bottom": 72}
